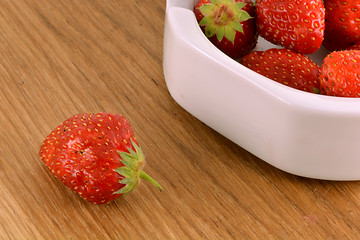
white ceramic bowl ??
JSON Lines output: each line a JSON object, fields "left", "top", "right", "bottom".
{"left": 163, "top": 0, "right": 360, "bottom": 180}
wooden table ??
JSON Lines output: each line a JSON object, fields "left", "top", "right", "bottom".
{"left": 1, "top": 0, "right": 360, "bottom": 239}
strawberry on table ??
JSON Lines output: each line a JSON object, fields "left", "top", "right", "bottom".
{"left": 194, "top": 0, "right": 258, "bottom": 59}
{"left": 323, "top": 1, "right": 360, "bottom": 51}
{"left": 320, "top": 50, "right": 360, "bottom": 97}
{"left": 39, "top": 112, "right": 162, "bottom": 205}
{"left": 256, "top": 0, "right": 325, "bottom": 55}
{"left": 239, "top": 48, "right": 321, "bottom": 93}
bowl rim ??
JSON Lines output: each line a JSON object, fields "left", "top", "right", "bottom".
{"left": 165, "top": 0, "right": 360, "bottom": 115}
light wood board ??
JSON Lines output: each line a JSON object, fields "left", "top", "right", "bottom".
{"left": 1, "top": 0, "right": 360, "bottom": 239}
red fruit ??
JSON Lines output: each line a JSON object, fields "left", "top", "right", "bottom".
{"left": 240, "top": 48, "right": 321, "bottom": 93}
{"left": 194, "top": 0, "right": 258, "bottom": 59}
{"left": 323, "top": 1, "right": 360, "bottom": 51}
{"left": 256, "top": 0, "right": 325, "bottom": 55}
{"left": 39, "top": 112, "right": 162, "bottom": 204}
{"left": 348, "top": 42, "right": 360, "bottom": 51}
{"left": 320, "top": 50, "right": 360, "bottom": 97}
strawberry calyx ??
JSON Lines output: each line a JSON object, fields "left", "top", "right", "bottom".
{"left": 198, "top": 0, "right": 252, "bottom": 44}
{"left": 114, "top": 140, "right": 163, "bottom": 194}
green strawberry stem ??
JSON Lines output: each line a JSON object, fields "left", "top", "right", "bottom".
{"left": 115, "top": 139, "right": 163, "bottom": 194}
{"left": 198, "top": 0, "right": 252, "bottom": 44}
{"left": 139, "top": 170, "right": 163, "bottom": 191}
{"left": 214, "top": 5, "right": 226, "bottom": 24}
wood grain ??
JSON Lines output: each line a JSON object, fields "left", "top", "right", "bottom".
{"left": 1, "top": 0, "right": 360, "bottom": 239}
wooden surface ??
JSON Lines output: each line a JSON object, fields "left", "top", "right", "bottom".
{"left": 1, "top": 0, "right": 360, "bottom": 239}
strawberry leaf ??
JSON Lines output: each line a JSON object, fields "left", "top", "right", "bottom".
{"left": 118, "top": 152, "right": 137, "bottom": 169}
{"left": 216, "top": 26, "right": 225, "bottom": 42}
{"left": 205, "top": 24, "right": 216, "bottom": 37}
{"left": 116, "top": 167, "right": 131, "bottom": 178}
{"left": 197, "top": 0, "right": 254, "bottom": 45}
{"left": 199, "top": 15, "right": 212, "bottom": 26}
{"left": 238, "top": 10, "right": 252, "bottom": 22}
{"left": 224, "top": 26, "right": 236, "bottom": 44}
{"left": 199, "top": 4, "right": 216, "bottom": 16}
{"left": 231, "top": 21, "right": 244, "bottom": 33}
{"left": 234, "top": 2, "right": 246, "bottom": 10}
{"left": 120, "top": 178, "right": 131, "bottom": 184}
{"left": 210, "top": 0, "right": 220, "bottom": 4}
{"left": 114, "top": 139, "right": 162, "bottom": 195}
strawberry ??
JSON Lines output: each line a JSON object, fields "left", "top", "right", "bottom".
{"left": 323, "top": 1, "right": 360, "bottom": 51}
{"left": 319, "top": 50, "right": 360, "bottom": 97}
{"left": 256, "top": 0, "right": 325, "bottom": 55}
{"left": 194, "top": 0, "right": 258, "bottom": 59}
{"left": 39, "top": 112, "right": 162, "bottom": 205}
{"left": 348, "top": 42, "right": 360, "bottom": 51}
{"left": 239, "top": 48, "right": 321, "bottom": 93}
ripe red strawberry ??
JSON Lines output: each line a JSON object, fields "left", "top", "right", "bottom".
{"left": 320, "top": 50, "right": 360, "bottom": 97}
{"left": 256, "top": 0, "right": 325, "bottom": 55}
{"left": 348, "top": 42, "right": 360, "bottom": 51}
{"left": 194, "top": 0, "right": 258, "bottom": 59}
{"left": 323, "top": 1, "right": 360, "bottom": 51}
{"left": 39, "top": 112, "right": 162, "bottom": 204}
{"left": 240, "top": 48, "right": 321, "bottom": 93}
